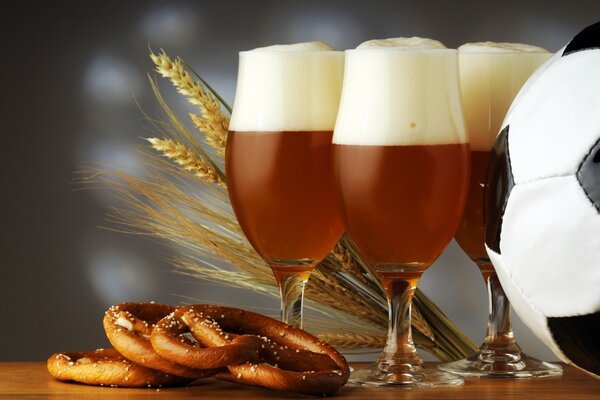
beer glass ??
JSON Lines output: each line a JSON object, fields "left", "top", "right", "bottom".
{"left": 333, "top": 46, "right": 469, "bottom": 387}
{"left": 439, "top": 43, "right": 562, "bottom": 377}
{"left": 226, "top": 44, "right": 344, "bottom": 328}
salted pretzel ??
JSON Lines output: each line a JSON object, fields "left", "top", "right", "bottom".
{"left": 153, "top": 304, "right": 350, "bottom": 396}
{"left": 151, "top": 310, "right": 262, "bottom": 369}
{"left": 103, "top": 302, "right": 218, "bottom": 379}
{"left": 47, "top": 348, "right": 189, "bottom": 388}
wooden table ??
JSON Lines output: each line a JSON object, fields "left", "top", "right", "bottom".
{"left": 1, "top": 363, "right": 598, "bottom": 399}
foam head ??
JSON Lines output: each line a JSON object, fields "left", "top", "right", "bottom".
{"left": 229, "top": 42, "right": 344, "bottom": 132}
{"left": 250, "top": 41, "right": 333, "bottom": 52}
{"left": 357, "top": 37, "right": 446, "bottom": 50}
{"left": 333, "top": 38, "right": 467, "bottom": 146}
{"left": 458, "top": 42, "right": 551, "bottom": 151}
{"left": 459, "top": 41, "right": 548, "bottom": 53}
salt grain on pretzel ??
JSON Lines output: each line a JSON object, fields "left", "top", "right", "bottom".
{"left": 171, "top": 305, "right": 351, "bottom": 396}
{"left": 47, "top": 348, "right": 188, "bottom": 388}
{"left": 103, "top": 302, "right": 218, "bottom": 379}
{"left": 151, "top": 308, "right": 261, "bottom": 369}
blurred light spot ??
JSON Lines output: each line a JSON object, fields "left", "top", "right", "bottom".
{"left": 265, "top": 4, "right": 364, "bottom": 50}
{"left": 288, "top": 13, "right": 363, "bottom": 49}
{"left": 78, "top": 137, "right": 146, "bottom": 176}
{"left": 91, "top": 141, "right": 144, "bottom": 173}
{"left": 140, "top": 5, "right": 201, "bottom": 48}
{"left": 87, "top": 249, "right": 157, "bottom": 304}
{"left": 84, "top": 54, "right": 141, "bottom": 103}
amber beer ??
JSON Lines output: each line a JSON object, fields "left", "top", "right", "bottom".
{"left": 334, "top": 143, "right": 469, "bottom": 270}
{"left": 454, "top": 150, "right": 490, "bottom": 263}
{"left": 226, "top": 42, "right": 344, "bottom": 327}
{"left": 226, "top": 42, "right": 344, "bottom": 272}
{"left": 226, "top": 130, "right": 342, "bottom": 264}
{"left": 454, "top": 44, "right": 552, "bottom": 268}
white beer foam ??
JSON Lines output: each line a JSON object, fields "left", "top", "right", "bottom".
{"left": 229, "top": 42, "right": 344, "bottom": 132}
{"left": 357, "top": 36, "right": 446, "bottom": 49}
{"left": 459, "top": 41, "right": 548, "bottom": 53}
{"left": 251, "top": 41, "right": 333, "bottom": 52}
{"left": 334, "top": 38, "right": 467, "bottom": 146}
{"left": 459, "top": 42, "right": 550, "bottom": 150}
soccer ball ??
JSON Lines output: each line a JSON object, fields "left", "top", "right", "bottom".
{"left": 485, "top": 21, "right": 600, "bottom": 378}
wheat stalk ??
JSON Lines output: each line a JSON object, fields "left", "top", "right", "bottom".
{"left": 150, "top": 50, "right": 229, "bottom": 154}
{"left": 331, "top": 241, "right": 379, "bottom": 292}
{"left": 146, "top": 138, "right": 226, "bottom": 187}
{"left": 411, "top": 302, "right": 434, "bottom": 341}
{"left": 317, "top": 333, "right": 385, "bottom": 349}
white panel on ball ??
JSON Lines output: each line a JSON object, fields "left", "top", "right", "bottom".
{"left": 501, "top": 176, "right": 600, "bottom": 317}
{"left": 504, "top": 51, "right": 600, "bottom": 185}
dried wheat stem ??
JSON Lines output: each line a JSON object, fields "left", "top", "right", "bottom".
{"left": 146, "top": 138, "right": 226, "bottom": 187}
{"left": 317, "top": 333, "right": 385, "bottom": 349}
{"left": 306, "top": 273, "right": 387, "bottom": 327}
{"left": 411, "top": 303, "right": 435, "bottom": 341}
{"left": 150, "top": 51, "right": 229, "bottom": 154}
{"left": 330, "top": 242, "right": 373, "bottom": 288}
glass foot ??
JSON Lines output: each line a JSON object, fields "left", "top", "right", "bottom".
{"left": 438, "top": 351, "right": 563, "bottom": 378}
{"left": 349, "top": 362, "right": 464, "bottom": 388}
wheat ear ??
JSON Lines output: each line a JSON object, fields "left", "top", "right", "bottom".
{"left": 190, "top": 113, "right": 228, "bottom": 155}
{"left": 146, "top": 138, "right": 226, "bottom": 187}
{"left": 150, "top": 51, "right": 229, "bottom": 154}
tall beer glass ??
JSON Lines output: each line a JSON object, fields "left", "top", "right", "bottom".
{"left": 226, "top": 42, "right": 344, "bottom": 328}
{"left": 333, "top": 39, "right": 469, "bottom": 387}
{"left": 439, "top": 42, "right": 561, "bottom": 377}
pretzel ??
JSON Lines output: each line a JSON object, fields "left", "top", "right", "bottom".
{"left": 47, "top": 348, "right": 189, "bottom": 388}
{"left": 156, "top": 305, "right": 350, "bottom": 396}
{"left": 151, "top": 310, "right": 262, "bottom": 369}
{"left": 103, "top": 302, "right": 218, "bottom": 379}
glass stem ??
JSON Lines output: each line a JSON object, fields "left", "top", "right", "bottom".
{"left": 378, "top": 275, "right": 423, "bottom": 375}
{"left": 480, "top": 265, "right": 521, "bottom": 359}
{"left": 271, "top": 266, "right": 310, "bottom": 329}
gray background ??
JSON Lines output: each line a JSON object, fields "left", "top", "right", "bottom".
{"left": 4, "top": 0, "right": 599, "bottom": 361}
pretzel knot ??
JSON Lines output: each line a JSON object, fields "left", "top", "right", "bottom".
{"left": 103, "top": 302, "right": 219, "bottom": 379}
{"left": 46, "top": 348, "right": 189, "bottom": 388}
{"left": 152, "top": 305, "right": 350, "bottom": 396}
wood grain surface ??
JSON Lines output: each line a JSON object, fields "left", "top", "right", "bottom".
{"left": 1, "top": 363, "right": 598, "bottom": 399}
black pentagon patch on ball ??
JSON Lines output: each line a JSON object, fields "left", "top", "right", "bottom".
{"left": 484, "top": 125, "right": 515, "bottom": 254}
{"left": 576, "top": 138, "right": 600, "bottom": 212}
{"left": 563, "top": 21, "right": 600, "bottom": 56}
{"left": 548, "top": 312, "right": 600, "bottom": 376}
